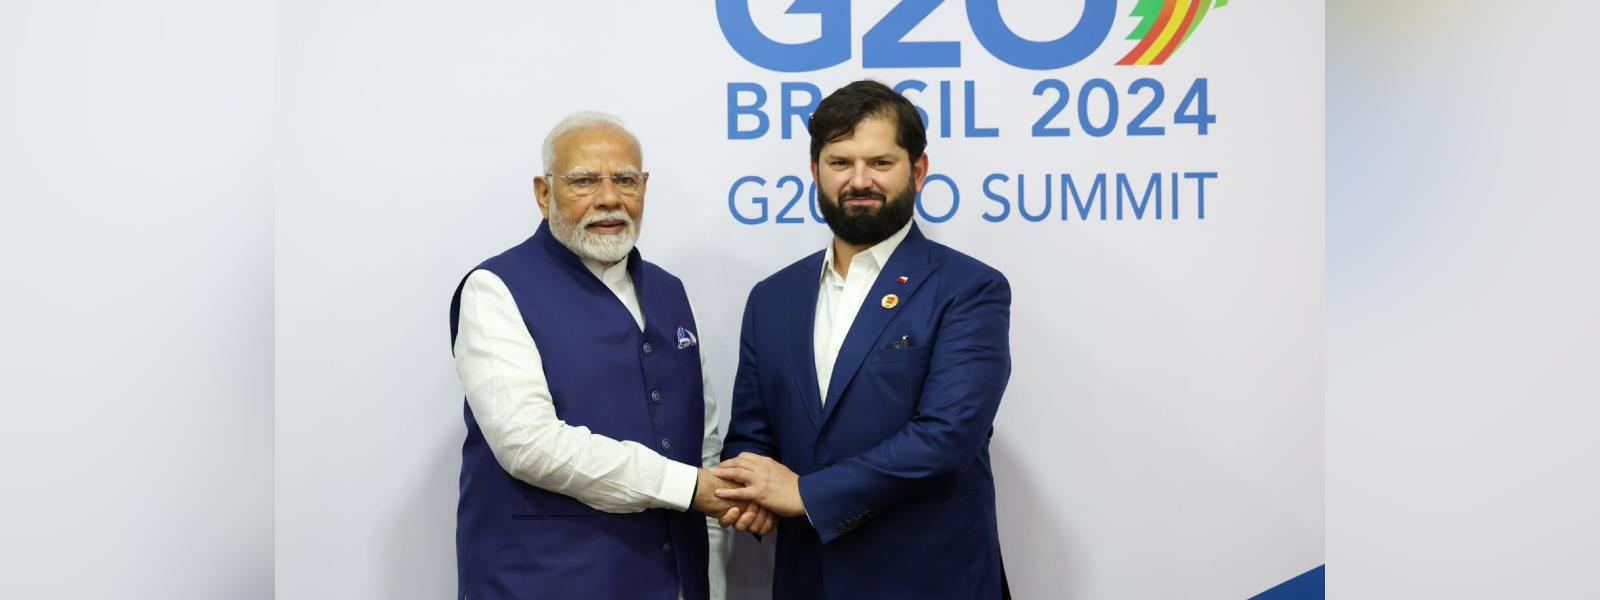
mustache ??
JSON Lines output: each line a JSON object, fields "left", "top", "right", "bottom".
{"left": 841, "top": 190, "right": 886, "bottom": 202}
{"left": 581, "top": 210, "right": 634, "bottom": 227}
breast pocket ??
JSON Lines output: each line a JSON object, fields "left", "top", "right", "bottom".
{"left": 858, "top": 344, "right": 934, "bottom": 417}
{"left": 868, "top": 344, "right": 933, "bottom": 364}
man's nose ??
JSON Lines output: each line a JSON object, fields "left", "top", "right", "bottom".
{"left": 846, "top": 163, "right": 873, "bottom": 191}
{"left": 591, "top": 177, "right": 623, "bottom": 206}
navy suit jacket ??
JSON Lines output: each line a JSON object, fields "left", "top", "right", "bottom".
{"left": 724, "top": 223, "right": 1012, "bottom": 600}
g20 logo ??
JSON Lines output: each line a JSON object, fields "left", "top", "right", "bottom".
{"left": 715, "top": 0, "right": 1227, "bottom": 72}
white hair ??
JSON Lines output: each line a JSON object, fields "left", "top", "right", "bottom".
{"left": 540, "top": 110, "right": 641, "bottom": 174}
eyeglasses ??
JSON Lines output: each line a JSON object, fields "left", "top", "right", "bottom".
{"left": 545, "top": 172, "right": 649, "bottom": 197}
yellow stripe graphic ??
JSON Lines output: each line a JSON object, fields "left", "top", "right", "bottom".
{"left": 1136, "top": 0, "right": 1192, "bottom": 65}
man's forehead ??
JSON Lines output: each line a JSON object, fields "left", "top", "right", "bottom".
{"left": 820, "top": 139, "right": 908, "bottom": 159}
{"left": 551, "top": 127, "right": 642, "bottom": 171}
{"left": 820, "top": 117, "right": 904, "bottom": 156}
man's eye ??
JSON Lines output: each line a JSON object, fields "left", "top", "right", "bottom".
{"left": 570, "top": 176, "right": 599, "bottom": 187}
{"left": 613, "top": 176, "right": 639, "bottom": 187}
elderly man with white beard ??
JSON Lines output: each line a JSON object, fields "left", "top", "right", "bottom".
{"left": 447, "top": 112, "right": 756, "bottom": 600}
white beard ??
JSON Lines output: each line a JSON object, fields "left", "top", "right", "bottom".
{"left": 548, "top": 197, "right": 639, "bottom": 264}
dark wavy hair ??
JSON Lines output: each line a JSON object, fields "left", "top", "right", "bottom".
{"left": 807, "top": 80, "right": 927, "bottom": 165}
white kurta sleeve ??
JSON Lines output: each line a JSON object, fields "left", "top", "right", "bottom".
{"left": 453, "top": 269, "right": 700, "bottom": 513}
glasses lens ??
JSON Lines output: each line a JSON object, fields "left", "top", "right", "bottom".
{"left": 557, "top": 174, "right": 644, "bottom": 197}
{"left": 572, "top": 176, "right": 601, "bottom": 194}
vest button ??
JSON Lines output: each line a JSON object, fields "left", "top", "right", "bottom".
{"left": 660, "top": 438, "right": 672, "bottom": 451}
{"left": 662, "top": 542, "right": 673, "bottom": 553}
{"left": 642, "top": 342, "right": 654, "bottom": 355}
{"left": 650, "top": 389, "right": 662, "bottom": 403}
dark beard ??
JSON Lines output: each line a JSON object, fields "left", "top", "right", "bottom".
{"left": 818, "top": 185, "right": 915, "bottom": 247}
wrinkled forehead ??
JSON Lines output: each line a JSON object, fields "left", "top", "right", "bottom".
{"left": 551, "top": 126, "right": 643, "bottom": 174}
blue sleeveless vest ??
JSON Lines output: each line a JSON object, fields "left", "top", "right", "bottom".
{"left": 449, "top": 221, "right": 709, "bottom": 600}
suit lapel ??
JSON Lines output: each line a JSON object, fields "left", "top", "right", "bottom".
{"left": 785, "top": 251, "right": 826, "bottom": 432}
{"left": 820, "top": 226, "right": 938, "bottom": 421}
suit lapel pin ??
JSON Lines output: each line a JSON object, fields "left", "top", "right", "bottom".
{"left": 896, "top": 276, "right": 909, "bottom": 284}
{"left": 881, "top": 294, "right": 900, "bottom": 309}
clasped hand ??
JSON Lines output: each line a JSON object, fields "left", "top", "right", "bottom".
{"left": 691, "top": 453, "right": 805, "bottom": 536}
{"left": 691, "top": 467, "right": 776, "bottom": 536}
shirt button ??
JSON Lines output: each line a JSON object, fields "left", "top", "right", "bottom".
{"left": 660, "top": 438, "right": 672, "bottom": 451}
{"left": 642, "top": 342, "right": 654, "bottom": 355}
{"left": 650, "top": 389, "right": 662, "bottom": 403}
{"left": 661, "top": 542, "right": 673, "bottom": 553}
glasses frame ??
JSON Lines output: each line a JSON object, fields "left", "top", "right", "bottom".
{"left": 544, "top": 172, "right": 650, "bottom": 197}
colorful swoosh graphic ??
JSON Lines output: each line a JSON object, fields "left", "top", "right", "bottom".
{"left": 1117, "top": 0, "right": 1228, "bottom": 65}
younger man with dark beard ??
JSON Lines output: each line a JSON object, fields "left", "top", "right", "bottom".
{"left": 713, "top": 80, "right": 1015, "bottom": 599}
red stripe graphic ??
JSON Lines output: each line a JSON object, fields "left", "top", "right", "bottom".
{"left": 1150, "top": 0, "right": 1203, "bottom": 65}
{"left": 1116, "top": 0, "right": 1176, "bottom": 65}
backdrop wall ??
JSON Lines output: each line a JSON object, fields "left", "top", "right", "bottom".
{"left": 276, "top": 1, "right": 1323, "bottom": 598}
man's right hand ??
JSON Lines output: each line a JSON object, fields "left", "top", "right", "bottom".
{"left": 691, "top": 469, "right": 777, "bottom": 535}
{"left": 691, "top": 468, "right": 742, "bottom": 519}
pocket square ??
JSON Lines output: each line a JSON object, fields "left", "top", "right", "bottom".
{"left": 883, "top": 335, "right": 910, "bottom": 350}
{"left": 675, "top": 326, "right": 698, "bottom": 349}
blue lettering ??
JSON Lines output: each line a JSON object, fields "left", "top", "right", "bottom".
{"left": 965, "top": 0, "right": 1117, "bottom": 70}
{"left": 893, "top": 80, "right": 931, "bottom": 132}
{"left": 864, "top": 0, "right": 960, "bottom": 68}
{"left": 780, "top": 82, "right": 822, "bottom": 139}
{"left": 1116, "top": 173, "right": 1161, "bottom": 220}
{"left": 938, "top": 80, "right": 952, "bottom": 138}
{"left": 773, "top": 175, "right": 808, "bottom": 223}
{"left": 729, "top": 176, "right": 769, "bottom": 224}
{"left": 1063, "top": 173, "right": 1107, "bottom": 220}
{"left": 715, "top": 0, "right": 851, "bottom": 72}
{"left": 917, "top": 174, "right": 960, "bottom": 223}
{"left": 1017, "top": 174, "right": 1049, "bottom": 222}
{"left": 1185, "top": 171, "right": 1216, "bottom": 219}
{"left": 981, "top": 173, "right": 1009, "bottom": 222}
{"left": 727, "top": 83, "right": 769, "bottom": 140}
{"left": 964, "top": 81, "right": 999, "bottom": 137}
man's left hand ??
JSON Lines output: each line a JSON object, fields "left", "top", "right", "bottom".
{"left": 712, "top": 453, "right": 806, "bottom": 518}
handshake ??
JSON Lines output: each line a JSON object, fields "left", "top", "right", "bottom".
{"left": 690, "top": 452, "right": 806, "bottom": 536}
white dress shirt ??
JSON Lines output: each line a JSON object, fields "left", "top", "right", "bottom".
{"left": 814, "top": 220, "right": 914, "bottom": 402}
{"left": 453, "top": 255, "right": 726, "bottom": 600}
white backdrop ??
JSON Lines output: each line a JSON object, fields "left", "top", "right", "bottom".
{"left": 1, "top": 0, "right": 273, "bottom": 597}
{"left": 276, "top": 1, "right": 1322, "bottom": 598}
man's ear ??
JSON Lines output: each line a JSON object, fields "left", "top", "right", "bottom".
{"left": 912, "top": 153, "right": 929, "bottom": 192}
{"left": 533, "top": 176, "right": 551, "bottom": 219}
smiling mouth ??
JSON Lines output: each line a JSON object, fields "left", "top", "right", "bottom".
{"left": 843, "top": 200, "right": 883, "bottom": 213}
{"left": 586, "top": 219, "right": 628, "bottom": 234}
